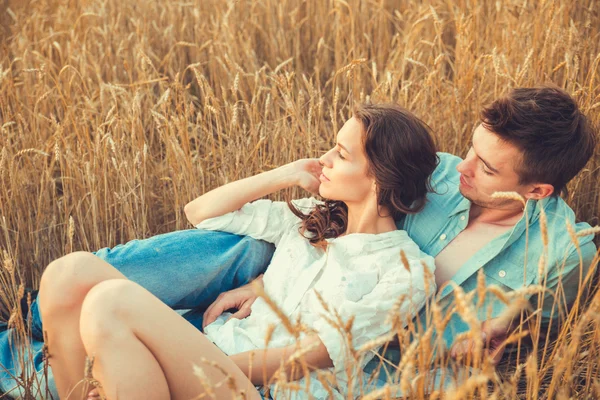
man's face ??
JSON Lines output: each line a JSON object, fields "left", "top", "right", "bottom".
{"left": 456, "top": 124, "right": 531, "bottom": 208}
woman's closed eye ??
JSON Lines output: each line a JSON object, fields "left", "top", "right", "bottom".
{"left": 337, "top": 150, "right": 346, "bottom": 160}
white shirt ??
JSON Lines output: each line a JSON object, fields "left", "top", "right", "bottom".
{"left": 196, "top": 198, "right": 436, "bottom": 399}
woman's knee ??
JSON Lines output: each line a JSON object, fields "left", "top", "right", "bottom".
{"left": 39, "top": 251, "right": 114, "bottom": 316}
{"left": 79, "top": 280, "right": 138, "bottom": 349}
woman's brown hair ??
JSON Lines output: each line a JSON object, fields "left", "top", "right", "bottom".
{"left": 288, "top": 103, "right": 439, "bottom": 249}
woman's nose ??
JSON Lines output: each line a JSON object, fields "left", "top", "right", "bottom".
{"left": 319, "top": 151, "right": 333, "bottom": 168}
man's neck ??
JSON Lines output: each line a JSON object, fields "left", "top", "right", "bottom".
{"left": 469, "top": 203, "right": 525, "bottom": 226}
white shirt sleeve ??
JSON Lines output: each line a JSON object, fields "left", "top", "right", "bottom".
{"left": 310, "top": 255, "right": 436, "bottom": 375}
{"left": 195, "top": 197, "right": 321, "bottom": 246}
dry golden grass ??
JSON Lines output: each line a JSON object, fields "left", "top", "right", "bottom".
{"left": 0, "top": 0, "right": 599, "bottom": 398}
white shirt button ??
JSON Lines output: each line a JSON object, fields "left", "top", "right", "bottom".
{"left": 440, "top": 234, "right": 447, "bottom": 241}
{"left": 498, "top": 270, "right": 506, "bottom": 278}
{"left": 460, "top": 215, "right": 466, "bottom": 221}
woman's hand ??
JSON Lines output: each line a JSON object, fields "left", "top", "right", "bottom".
{"left": 288, "top": 158, "right": 322, "bottom": 195}
{"left": 202, "top": 275, "right": 264, "bottom": 329}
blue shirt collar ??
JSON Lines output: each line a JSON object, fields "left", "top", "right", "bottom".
{"left": 448, "top": 194, "right": 547, "bottom": 222}
{"left": 447, "top": 196, "right": 471, "bottom": 218}
{"left": 439, "top": 196, "right": 552, "bottom": 301}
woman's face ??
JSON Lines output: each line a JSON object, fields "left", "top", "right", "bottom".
{"left": 318, "top": 117, "right": 375, "bottom": 203}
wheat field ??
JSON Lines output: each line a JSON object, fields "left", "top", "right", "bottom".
{"left": 0, "top": 0, "right": 599, "bottom": 398}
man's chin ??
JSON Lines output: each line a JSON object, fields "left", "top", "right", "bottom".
{"left": 459, "top": 187, "right": 483, "bottom": 206}
{"left": 459, "top": 187, "right": 498, "bottom": 208}
{"left": 458, "top": 186, "right": 472, "bottom": 201}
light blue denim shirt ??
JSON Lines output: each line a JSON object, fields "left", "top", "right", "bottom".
{"left": 400, "top": 152, "right": 597, "bottom": 347}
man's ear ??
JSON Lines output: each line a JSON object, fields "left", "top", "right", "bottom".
{"left": 524, "top": 183, "right": 554, "bottom": 200}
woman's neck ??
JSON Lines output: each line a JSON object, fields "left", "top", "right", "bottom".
{"left": 344, "top": 201, "right": 397, "bottom": 235}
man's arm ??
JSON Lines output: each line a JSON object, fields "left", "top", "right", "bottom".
{"left": 229, "top": 335, "right": 333, "bottom": 386}
{"left": 452, "top": 234, "right": 598, "bottom": 364}
{"left": 538, "top": 240, "right": 597, "bottom": 321}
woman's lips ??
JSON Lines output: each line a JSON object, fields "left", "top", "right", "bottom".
{"left": 319, "top": 173, "right": 330, "bottom": 182}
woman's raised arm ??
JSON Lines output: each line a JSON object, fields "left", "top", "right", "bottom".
{"left": 184, "top": 159, "right": 322, "bottom": 226}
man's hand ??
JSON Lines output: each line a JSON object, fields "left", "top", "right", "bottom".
{"left": 202, "top": 275, "right": 264, "bottom": 330}
{"left": 450, "top": 317, "right": 511, "bottom": 365}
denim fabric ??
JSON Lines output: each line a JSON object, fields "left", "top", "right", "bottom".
{"left": 0, "top": 229, "right": 274, "bottom": 399}
{"left": 368, "top": 364, "right": 474, "bottom": 398}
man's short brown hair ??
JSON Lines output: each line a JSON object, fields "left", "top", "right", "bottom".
{"left": 480, "top": 85, "right": 597, "bottom": 195}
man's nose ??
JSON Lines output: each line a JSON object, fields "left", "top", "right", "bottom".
{"left": 457, "top": 153, "right": 475, "bottom": 176}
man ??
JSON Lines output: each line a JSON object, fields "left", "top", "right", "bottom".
{"left": 0, "top": 85, "right": 597, "bottom": 399}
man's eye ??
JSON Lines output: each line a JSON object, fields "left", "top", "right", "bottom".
{"left": 482, "top": 165, "right": 493, "bottom": 175}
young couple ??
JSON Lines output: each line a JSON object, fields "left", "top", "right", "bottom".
{"left": 1, "top": 85, "right": 596, "bottom": 399}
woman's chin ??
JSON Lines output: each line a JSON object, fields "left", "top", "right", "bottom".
{"left": 318, "top": 186, "right": 329, "bottom": 198}
{"left": 318, "top": 187, "right": 338, "bottom": 201}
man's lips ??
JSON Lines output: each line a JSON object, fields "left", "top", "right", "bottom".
{"left": 319, "top": 173, "right": 330, "bottom": 182}
{"left": 460, "top": 175, "right": 471, "bottom": 187}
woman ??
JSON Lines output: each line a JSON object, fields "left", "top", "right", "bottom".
{"left": 40, "top": 103, "right": 438, "bottom": 400}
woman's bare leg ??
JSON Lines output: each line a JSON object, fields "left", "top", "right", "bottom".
{"left": 79, "top": 279, "right": 261, "bottom": 400}
{"left": 38, "top": 252, "right": 128, "bottom": 399}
